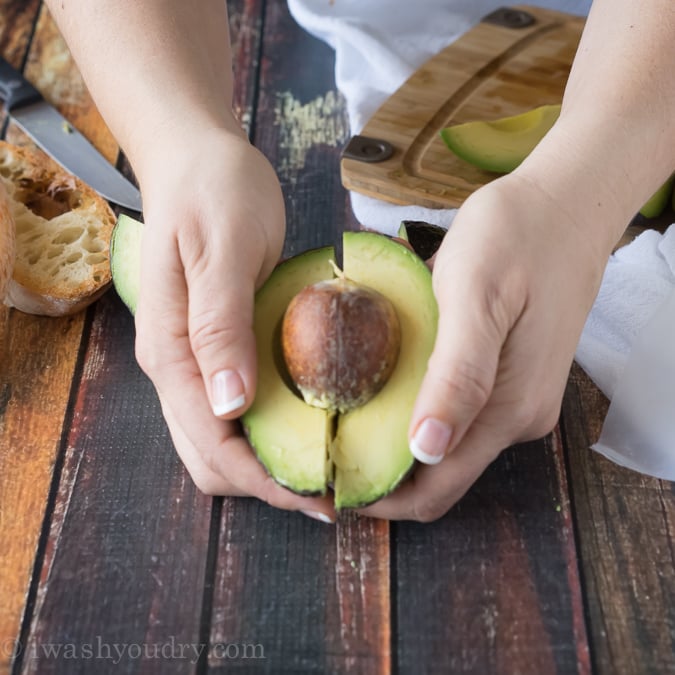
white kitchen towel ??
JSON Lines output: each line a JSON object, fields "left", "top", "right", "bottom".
{"left": 576, "top": 227, "right": 675, "bottom": 481}
{"left": 288, "top": 0, "right": 675, "bottom": 480}
{"left": 575, "top": 227, "right": 675, "bottom": 399}
{"left": 288, "top": 0, "right": 592, "bottom": 234}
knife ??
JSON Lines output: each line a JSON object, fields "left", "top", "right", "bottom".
{"left": 0, "top": 56, "right": 142, "bottom": 212}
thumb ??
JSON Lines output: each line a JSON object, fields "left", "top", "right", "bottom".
{"left": 187, "top": 250, "right": 258, "bottom": 420}
{"left": 408, "top": 273, "right": 509, "bottom": 465}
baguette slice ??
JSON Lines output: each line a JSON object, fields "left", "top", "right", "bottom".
{"left": 0, "top": 180, "right": 15, "bottom": 300}
{"left": 0, "top": 140, "right": 116, "bottom": 316}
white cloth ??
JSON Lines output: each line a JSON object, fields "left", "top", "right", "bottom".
{"left": 577, "top": 229, "right": 675, "bottom": 480}
{"left": 289, "top": 0, "right": 675, "bottom": 480}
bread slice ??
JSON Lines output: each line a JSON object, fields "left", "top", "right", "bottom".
{"left": 0, "top": 140, "right": 116, "bottom": 316}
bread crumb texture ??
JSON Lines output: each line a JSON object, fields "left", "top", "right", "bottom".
{"left": 0, "top": 140, "right": 116, "bottom": 316}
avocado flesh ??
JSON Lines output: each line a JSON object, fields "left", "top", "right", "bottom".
{"left": 110, "top": 213, "right": 143, "bottom": 314}
{"left": 242, "top": 247, "right": 335, "bottom": 495}
{"left": 639, "top": 174, "right": 675, "bottom": 218}
{"left": 332, "top": 232, "right": 438, "bottom": 509}
{"left": 440, "top": 104, "right": 561, "bottom": 173}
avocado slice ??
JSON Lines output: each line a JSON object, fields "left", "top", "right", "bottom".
{"left": 109, "top": 216, "right": 438, "bottom": 508}
{"left": 639, "top": 173, "right": 675, "bottom": 218}
{"left": 441, "top": 105, "right": 672, "bottom": 219}
{"left": 440, "top": 104, "right": 561, "bottom": 173}
{"left": 110, "top": 213, "right": 143, "bottom": 314}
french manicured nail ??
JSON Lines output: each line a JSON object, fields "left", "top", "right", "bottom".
{"left": 410, "top": 418, "right": 452, "bottom": 465}
{"left": 301, "top": 510, "right": 335, "bottom": 524}
{"left": 211, "top": 369, "right": 246, "bottom": 416}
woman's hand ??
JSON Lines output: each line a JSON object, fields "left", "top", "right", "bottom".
{"left": 134, "top": 128, "right": 335, "bottom": 520}
{"left": 359, "top": 172, "right": 611, "bottom": 521}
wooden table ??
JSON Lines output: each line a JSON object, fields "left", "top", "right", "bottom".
{"left": 1, "top": 2, "right": 674, "bottom": 674}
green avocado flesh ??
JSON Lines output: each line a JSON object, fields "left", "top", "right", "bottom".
{"left": 109, "top": 217, "right": 438, "bottom": 509}
{"left": 110, "top": 213, "right": 142, "bottom": 315}
{"left": 639, "top": 174, "right": 675, "bottom": 218}
{"left": 440, "top": 104, "right": 561, "bottom": 173}
{"left": 242, "top": 246, "right": 337, "bottom": 496}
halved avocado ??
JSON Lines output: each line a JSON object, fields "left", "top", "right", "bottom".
{"left": 440, "top": 104, "right": 561, "bottom": 173}
{"left": 245, "top": 231, "right": 437, "bottom": 508}
{"left": 110, "top": 213, "right": 143, "bottom": 314}
{"left": 109, "top": 216, "right": 439, "bottom": 509}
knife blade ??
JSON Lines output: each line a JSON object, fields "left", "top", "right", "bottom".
{"left": 0, "top": 56, "right": 142, "bottom": 212}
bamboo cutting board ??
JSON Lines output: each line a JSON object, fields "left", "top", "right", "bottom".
{"left": 340, "top": 5, "right": 584, "bottom": 209}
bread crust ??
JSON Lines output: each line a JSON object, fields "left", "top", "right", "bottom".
{"left": 0, "top": 140, "right": 116, "bottom": 316}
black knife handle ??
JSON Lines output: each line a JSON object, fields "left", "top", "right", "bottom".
{"left": 0, "top": 57, "right": 43, "bottom": 111}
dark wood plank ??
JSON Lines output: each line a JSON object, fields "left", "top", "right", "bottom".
{"left": 393, "top": 431, "right": 591, "bottom": 675}
{"left": 253, "top": 0, "right": 358, "bottom": 257}
{"left": 18, "top": 293, "right": 214, "bottom": 675}
{"left": 563, "top": 364, "right": 675, "bottom": 675}
{"left": 207, "top": 3, "right": 389, "bottom": 673}
{"left": 17, "top": 7, "right": 118, "bottom": 163}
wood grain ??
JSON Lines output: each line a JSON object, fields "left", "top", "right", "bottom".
{"left": 2, "top": 2, "right": 672, "bottom": 674}
{"left": 562, "top": 364, "right": 675, "bottom": 675}
{"left": 19, "top": 294, "right": 214, "bottom": 675}
{"left": 393, "top": 430, "right": 590, "bottom": 675}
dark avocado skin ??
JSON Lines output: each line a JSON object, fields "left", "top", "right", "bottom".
{"left": 400, "top": 221, "right": 446, "bottom": 261}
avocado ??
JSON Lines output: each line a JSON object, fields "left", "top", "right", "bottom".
{"left": 244, "top": 230, "right": 437, "bottom": 508}
{"left": 440, "top": 104, "right": 561, "bottom": 173}
{"left": 639, "top": 173, "right": 675, "bottom": 219}
{"left": 109, "top": 218, "right": 438, "bottom": 509}
{"left": 110, "top": 213, "right": 143, "bottom": 314}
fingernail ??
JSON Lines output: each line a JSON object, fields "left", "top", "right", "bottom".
{"left": 301, "top": 510, "right": 335, "bottom": 524}
{"left": 211, "top": 369, "right": 246, "bottom": 416}
{"left": 410, "top": 418, "right": 452, "bottom": 465}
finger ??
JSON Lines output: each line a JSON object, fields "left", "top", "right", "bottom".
{"left": 407, "top": 259, "right": 514, "bottom": 466}
{"left": 179, "top": 224, "right": 258, "bottom": 420}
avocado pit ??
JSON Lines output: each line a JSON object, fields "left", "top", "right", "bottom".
{"left": 281, "top": 271, "right": 401, "bottom": 413}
